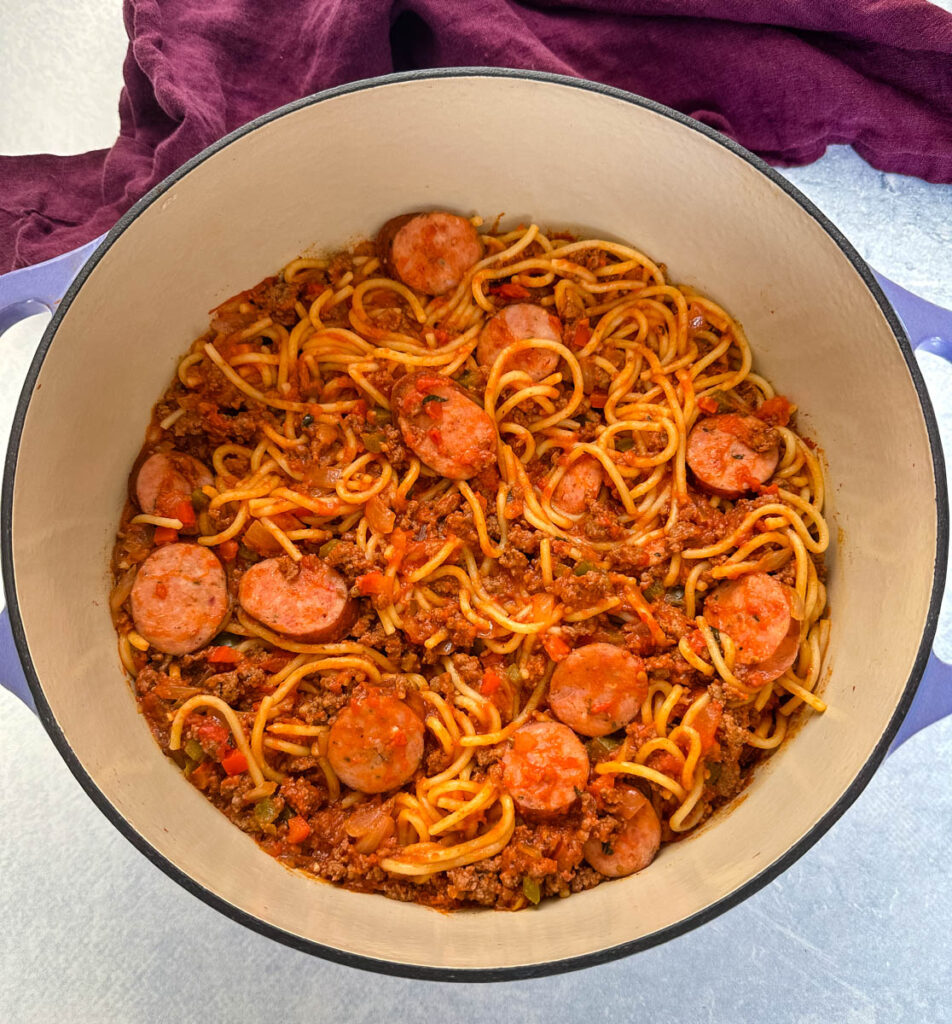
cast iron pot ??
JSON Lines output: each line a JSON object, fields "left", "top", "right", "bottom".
{"left": 1, "top": 70, "right": 950, "bottom": 980}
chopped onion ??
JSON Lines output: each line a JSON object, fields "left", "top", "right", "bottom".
{"left": 109, "top": 567, "right": 138, "bottom": 625}
{"left": 309, "top": 465, "right": 342, "bottom": 488}
{"left": 366, "top": 495, "right": 396, "bottom": 534}
{"left": 346, "top": 802, "right": 396, "bottom": 853}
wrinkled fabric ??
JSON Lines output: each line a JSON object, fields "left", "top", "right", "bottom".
{"left": 2, "top": 0, "right": 951, "bottom": 271}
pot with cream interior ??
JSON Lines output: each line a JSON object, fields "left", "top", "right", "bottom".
{"left": 4, "top": 72, "right": 942, "bottom": 977}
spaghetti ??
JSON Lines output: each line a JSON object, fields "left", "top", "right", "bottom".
{"left": 111, "top": 210, "right": 830, "bottom": 910}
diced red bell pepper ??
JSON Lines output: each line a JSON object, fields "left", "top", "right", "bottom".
{"left": 217, "top": 539, "right": 239, "bottom": 561}
{"left": 696, "top": 395, "right": 719, "bottom": 415}
{"left": 173, "top": 498, "right": 197, "bottom": 528}
{"left": 480, "top": 668, "right": 504, "bottom": 696}
{"left": 220, "top": 749, "right": 248, "bottom": 776}
{"left": 287, "top": 816, "right": 311, "bottom": 844}
{"left": 153, "top": 527, "right": 179, "bottom": 545}
{"left": 207, "top": 646, "right": 240, "bottom": 666}
{"left": 571, "top": 319, "right": 592, "bottom": 349}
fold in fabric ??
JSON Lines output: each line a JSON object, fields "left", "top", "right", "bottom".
{"left": 2, "top": 0, "right": 951, "bottom": 271}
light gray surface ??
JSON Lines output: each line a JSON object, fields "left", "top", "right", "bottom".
{"left": 1, "top": 4, "right": 951, "bottom": 1022}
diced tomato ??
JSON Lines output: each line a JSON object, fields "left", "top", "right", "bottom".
{"left": 260, "top": 652, "right": 293, "bottom": 673}
{"left": 433, "top": 329, "right": 451, "bottom": 345}
{"left": 588, "top": 775, "right": 616, "bottom": 798}
{"left": 480, "top": 668, "right": 504, "bottom": 696}
{"left": 356, "top": 571, "right": 389, "bottom": 596}
{"left": 190, "top": 716, "right": 230, "bottom": 759}
{"left": 353, "top": 398, "right": 368, "bottom": 419}
{"left": 541, "top": 633, "right": 571, "bottom": 662}
{"left": 697, "top": 395, "right": 719, "bottom": 415}
{"left": 491, "top": 282, "right": 531, "bottom": 300}
{"left": 220, "top": 749, "right": 248, "bottom": 776}
{"left": 218, "top": 539, "right": 239, "bottom": 561}
{"left": 207, "top": 646, "right": 240, "bottom": 666}
{"left": 153, "top": 526, "right": 178, "bottom": 545}
{"left": 571, "top": 319, "right": 592, "bottom": 349}
{"left": 690, "top": 699, "right": 723, "bottom": 754}
{"left": 589, "top": 392, "right": 608, "bottom": 409}
{"left": 647, "top": 750, "right": 682, "bottom": 778}
{"left": 286, "top": 816, "right": 311, "bottom": 844}
{"left": 754, "top": 395, "right": 793, "bottom": 427}
{"left": 687, "top": 630, "right": 707, "bottom": 654}
{"left": 387, "top": 528, "right": 408, "bottom": 569}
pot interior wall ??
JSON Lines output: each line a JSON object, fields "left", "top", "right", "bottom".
{"left": 8, "top": 75, "right": 940, "bottom": 972}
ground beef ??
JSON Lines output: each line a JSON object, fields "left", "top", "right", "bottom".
{"left": 325, "top": 540, "right": 373, "bottom": 582}
{"left": 113, "top": 227, "right": 824, "bottom": 914}
{"left": 550, "top": 569, "right": 613, "bottom": 612}
{"left": 653, "top": 601, "right": 694, "bottom": 642}
{"left": 507, "top": 524, "right": 541, "bottom": 554}
{"left": 280, "top": 776, "right": 325, "bottom": 816}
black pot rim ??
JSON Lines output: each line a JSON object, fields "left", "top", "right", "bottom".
{"left": 2, "top": 66, "right": 948, "bottom": 983}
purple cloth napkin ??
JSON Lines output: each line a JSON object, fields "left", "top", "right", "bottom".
{"left": 3, "top": 0, "right": 952, "bottom": 272}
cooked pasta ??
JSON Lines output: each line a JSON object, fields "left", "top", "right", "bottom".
{"left": 111, "top": 210, "right": 829, "bottom": 909}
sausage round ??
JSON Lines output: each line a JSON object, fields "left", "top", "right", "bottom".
{"left": 704, "top": 571, "right": 798, "bottom": 681}
{"left": 548, "top": 643, "right": 648, "bottom": 737}
{"left": 378, "top": 211, "right": 482, "bottom": 296}
{"left": 130, "top": 543, "right": 228, "bottom": 655}
{"left": 552, "top": 455, "right": 603, "bottom": 515}
{"left": 238, "top": 555, "right": 356, "bottom": 642}
{"left": 500, "top": 721, "right": 590, "bottom": 815}
{"left": 327, "top": 692, "right": 425, "bottom": 793}
{"left": 391, "top": 370, "right": 497, "bottom": 480}
{"left": 583, "top": 787, "right": 661, "bottom": 877}
{"left": 136, "top": 451, "right": 212, "bottom": 520}
{"left": 741, "top": 616, "right": 801, "bottom": 688}
{"left": 476, "top": 303, "right": 562, "bottom": 381}
{"left": 686, "top": 414, "right": 780, "bottom": 497}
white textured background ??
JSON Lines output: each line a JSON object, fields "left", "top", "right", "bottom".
{"left": 1, "top": 3, "right": 950, "bottom": 1022}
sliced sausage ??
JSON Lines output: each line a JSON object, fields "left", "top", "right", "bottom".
{"left": 548, "top": 643, "right": 648, "bottom": 737}
{"left": 476, "top": 303, "right": 562, "bottom": 381}
{"left": 583, "top": 787, "right": 661, "bottom": 877}
{"left": 552, "top": 455, "right": 603, "bottom": 515}
{"left": 130, "top": 543, "right": 228, "bottom": 655}
{"left": 740, "top": 616, "right": 801, "bottom": 688}
{"left": 686, "top": 414, "right": 780, "bottom": 498}
{"left": 501, "top": 721, "right": 590, "bottom": 815}
{"left": 136, "top": 451, "right": 212, "bottom": 523}
{"left": 238, "top": 554, "right": 356, "bottom": 642}
{"left": 327, "top": 692, "right": 424, "bottom": 793}
{"left": 391, "top": 370, "right": 497, "bottom": 480}
{"left": 704, "top": 572, "right": 800, "bottom": 684}
{"left": 378, "top": 211, "right": 482, "bottom": 296}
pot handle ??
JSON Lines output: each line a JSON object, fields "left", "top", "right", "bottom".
{"left": 0, "top": 262, "right": 948, "bottom": 741}
{"left": 1, "top": 237, "right": 105, "bottom": 711}
{"left": 0, "top": 236, "right": 104, "bottom": 336}
{"left": 0, "top": 608, "right": 34, "bottom": 711}
{"left": 874, "top": 273, "right": 952, "bottom": 752}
